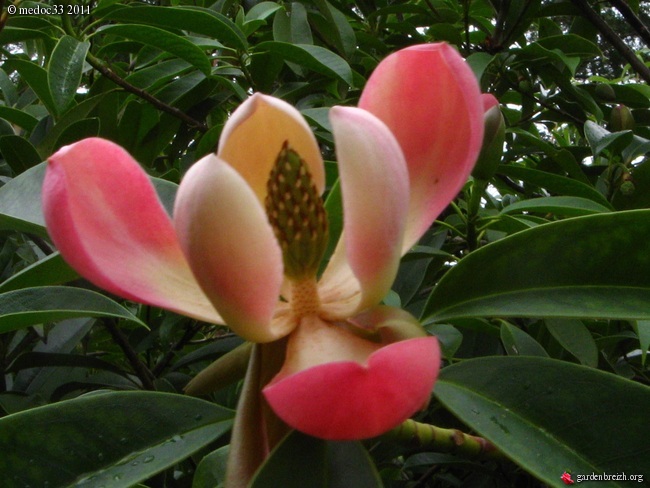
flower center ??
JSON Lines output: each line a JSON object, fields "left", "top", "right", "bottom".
{"left": 265, "top": 141, "right": 329, "bottom": 281}
{"left": 290, "top": 277, "right": 321, "bottom": 318}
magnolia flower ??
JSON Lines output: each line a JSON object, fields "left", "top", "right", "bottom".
{"left": 42, "top": 43, "right": 483, "bottom": 443}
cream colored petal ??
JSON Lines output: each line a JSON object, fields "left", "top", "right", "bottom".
{"left": 174, "top": 154, "right": 292, "bottom": 343}
{"left": 218, "top": 93, "right": 325, "bottom": 203}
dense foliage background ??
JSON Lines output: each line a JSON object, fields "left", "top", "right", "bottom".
{"left": 1, "top": 0, "right": 650, "bottom": 486}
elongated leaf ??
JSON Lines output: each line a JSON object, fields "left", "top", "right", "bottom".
{"left": 435, "top": 357, "right": 650, "bottom": 486}
{"left": 500, "top": 196, "right": 611, "bottom": 216}
{"left": 0, "top": 135, "right": 42, "bottom": 174}
{"left": 584, "top": 121, "right": 634, "bottom": 158}
{"left": 97, "top": 25, "right": 212, "bottom": 75}
{"left": 255, "top": 41, "right": 353, "bottom": 85}
{"left": 6, "top": 352, "right": 128, "bottom": 376}
{"left": 193, "top": 446, "right": 229, "bottom": 488}
{"left": 0, "top": 163, "right": 48, "bottom": 236}
{"left": 545, "top": 319, "right": 598, "bottom": 367}
{"left": 0, "top": 106, "right": 38, "bottom": 132}
{"left": 0, "top": 391, "right": 234, "bottom": 487}
{"left": 48, "top": 36, "right": 90, "bottom": 114}
{"left": 102, "top": 6, "right": 247, "bottom": 50}
{"left": 0, "top": 286, "right": 145, "bottom": 333}
{"left": 497, "top": 165, "right": 611, "bottom": 207}
{"left": 500, "top": 322, "right": 548, "bottom": 357}
{"left": 5, "top": 59, "right": 57, "bottom": 115}
{"left": 0, "top": 252, "right": 78, "bottom": 293}
{"left": 250, "top": 431, "right": 382, "bottom": 488}
{"left": 424, "top": 210, "right": 650, "bottom": 322}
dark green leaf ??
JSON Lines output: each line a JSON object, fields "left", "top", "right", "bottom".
{"left": 584, "top": 121, "right": 634, "bottom": 158}
{"left": 48, "top": 36, "right": 90, "bottom": 114}
{"left": 97, "top": 25, "right": 212, "bottom": 75}
{"left": 497, "top": 165, "right": 611, "bottom": 207}
{"left": 0, "top": 106, "right": 38, "bottom": 132}
{"left": 0, "top": 135, "right": 42, "bottom": 174}
{"left": 0, "top": 391, "right": 234, "bottom": 487}
{"left": 500, "top": 322, "right": 548, "bottom": 357}
{"left": 250, "top": 431, "right": 382, "bottom": 488}
{"left": 435, "top": 357, "right": 650, "bottom": 486}
{"left": 0, "top": 286, "right": 145, "bottom": 333}
{"left": 500, "top": 196, "right": 612, "bottom": 216}
{"left": 0, "top": 252, "right": 79, "bottom": 293}
{"left": 255, "top": 41, "right": 353, "bottom": 85}
{"left": 424, "top": 211, "right": 650, "bottom": 322}
{"left": 5, "top": 59, "right": 57, "bottom": 115}
{"left": 545, "top": 319, "right": 598, "bottom": 367}
{"left": 102, "top": 6, "right": 247, "bottom": 50}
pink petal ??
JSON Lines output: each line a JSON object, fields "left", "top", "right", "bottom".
{"left": 218, "top": 93, "right": 325, "bottom": 203}
{"left": 318, "top": 107, "right": 409, "bottom": 318}
{"left": 174, "top": 154, "right": 290, "bottom": 343}
{"left": 263, "top": 315, "right": 440, "bottom": 440}
{"left": 43, "top": 138, "right": 222, "bottom": 323}
{"left": 482, "top": 93, "right": 499, "bottom": 111}
{"left": 359, "top": 43, "right": 484, "bottom": 251}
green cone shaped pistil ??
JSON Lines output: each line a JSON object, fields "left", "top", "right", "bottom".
{"left": 265, "top": 141, "right": 329, "bottom": 280}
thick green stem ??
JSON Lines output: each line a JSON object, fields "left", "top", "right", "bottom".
{"left": 383, "top": 419, "right": 504, "bottom": 461}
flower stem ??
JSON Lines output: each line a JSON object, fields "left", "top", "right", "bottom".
{"left": 383, "top": 419, "right": 504, "bottom": 461}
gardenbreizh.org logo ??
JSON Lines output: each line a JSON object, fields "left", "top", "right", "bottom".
{"left": 561, "top": 470, "right": 644, "bottom": 484}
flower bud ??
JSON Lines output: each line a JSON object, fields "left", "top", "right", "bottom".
{"left": 609, "top": 104, "right": 635, "bottom": 132}
{"left": 472, "top": 95, "right": 505, "bottom": 181}
{"left": 595, "top": 83, "right": 616, "bottom": 102}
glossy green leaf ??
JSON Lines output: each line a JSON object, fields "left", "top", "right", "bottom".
{"left": 255, "top": 41, "right": 353, "bottom": 85}
{"left": 0, "top": 391, "right": 234, "bottom": 487}
{"left": 0, "top": 252, "right": 78, "bottom": 293}
{"left": 0, "top": 163, "right": 48, "bottom": 236}
{"left": 312, "top": 0, "right": 356, "bottom": 58}
{"left": 584, "top": 120, "right": 634, "bottom": 158}
{"left": 97, "top": 25, "right": 212, "bottom": 75}
{"left": 545, "top": 319, "right": 598, "bottom": 367}
{"left": 0, "top": 135, "right": 42, "bottom": 174}
{"left": 193, "top": 446, "right": 229, "bottom": 488}
{"left": 435, "top": 357, "right": 650, "bottom": 486}
{"left": 497, "top": 165, "right": 611, "bottom": 207}
{"left": 48, "top": 36, "right": 90, "bottom": 114}
{"left": 500, "top": 322, "right": 548, "bottom": 357}
{"left": 424, "top": 210, "right": 650, "bottom": 322}
{"left": 0, "top": 286, "right": 145, "bottom": 333}
{"left": 536, "top": 34, "right": 601, "bottom": 58}
{"left": 54, "top": 116, "right": 100, "bottom": 149}
{"left": 500, "top": 196, "right": 611, "bottom": 216}
{"left": 250, "top": 431, "right": 382, "bottom": 488}
{"left": 103, "top": 6, "right": 247, "bottom": 50}
{"left": 6, "top": 59, "right": 57, "bottom": 116}
{"left": 0, "top": 106, "right": 38, "bottom": 132}
{"left": 6, "top": 351, "right": 128, "bottom": 376}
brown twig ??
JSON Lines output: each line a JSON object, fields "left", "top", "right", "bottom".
{"left": 608, "top": 0, "right": 650, "bottom": 48}
{"left": 104, "top": 319, "right": 156, "bottom": 390}
{"left": 571, "top": 0, "right": 650, "bottom": 84}
{"left": 86, "top": 52, "right": 208, "bottom": 132}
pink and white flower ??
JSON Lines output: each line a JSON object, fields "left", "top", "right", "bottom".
{"left": 42, "top": 43, "right": 484, "bottom": 442}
